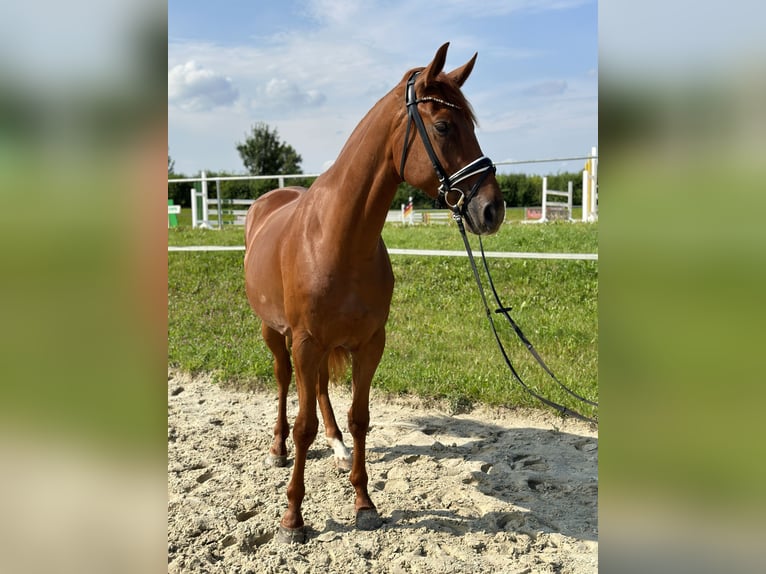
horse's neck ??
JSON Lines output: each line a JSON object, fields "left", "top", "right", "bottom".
{"left": 309, "top": 96, "right": 400, "bottom": 256}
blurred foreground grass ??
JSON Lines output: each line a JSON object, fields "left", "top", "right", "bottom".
{"left": 3, "top": 1, "right": 766, "bottom": 571}
{"left": 0, "top": 3, "right": 167, "bottom": 573}
{"left": 599, "top": 6, "right": 766, "bottom": 570}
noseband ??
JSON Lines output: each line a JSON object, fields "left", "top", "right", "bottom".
{"left": 399, "top": 71, "right": 496, "bottom": 215}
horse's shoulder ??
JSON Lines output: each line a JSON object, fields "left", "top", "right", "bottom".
{"left": 258, "top": 186, "right": 306, "bottom": 205}
{"left": 245, "top": 187, "right": 305, "bottom": 242}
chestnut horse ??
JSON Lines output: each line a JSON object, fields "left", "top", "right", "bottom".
{"left": 244, "top": 42, "right": 505, "bottom": 543}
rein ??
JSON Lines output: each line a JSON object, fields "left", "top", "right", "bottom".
{"left": 453, "top": 212, "right": 598, "bottom": 423}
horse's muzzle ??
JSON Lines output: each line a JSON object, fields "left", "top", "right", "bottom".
{"left": 464, "top": 194, "right": 505, "bottom": 235}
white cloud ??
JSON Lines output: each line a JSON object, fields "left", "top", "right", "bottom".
{"left": 168, "top": 61, "right": 239, "bottom": 112}
{"left": 251, "top": 78, "right": 326, "bottom": 111}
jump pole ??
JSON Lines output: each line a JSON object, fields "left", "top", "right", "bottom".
{"left": 582, "top": 147, "right": 598, "bottom": 222}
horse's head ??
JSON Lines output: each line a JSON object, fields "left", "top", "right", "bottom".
{"left": 395, "top": 42, "right": 505, "bottom": 235}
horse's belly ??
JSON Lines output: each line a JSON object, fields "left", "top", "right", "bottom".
{"left": 245, "top": 260, "right": 290, "bottom": 334}
{"left": 298, "top": 265, "right": 394, "bottom": 350}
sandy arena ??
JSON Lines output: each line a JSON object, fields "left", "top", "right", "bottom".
{"left": 168, "top": 369, "right": 598, "bottom": 573}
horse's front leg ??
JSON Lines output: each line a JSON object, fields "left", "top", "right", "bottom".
{"left": 348, "top": 327, "right": 386, "bottom": 530}
{"left": 277, "top": 335, "right": 320, "bottom": 543}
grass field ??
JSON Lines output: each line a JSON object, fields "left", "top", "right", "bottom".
{"left": 168, "top": 215, "right": 598, "bottom": 419}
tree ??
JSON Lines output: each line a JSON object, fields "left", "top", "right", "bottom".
{"left": 167, "top": 150, "right": 190, "bottom": 207}
{"left": 391, "top": 182, "right": 434, "bottom": 210}
{"left": 236, "top": 122, "right": 303, "bottom": 176}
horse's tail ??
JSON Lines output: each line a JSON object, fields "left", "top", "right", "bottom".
{"left": 328, "top": 347, "right": 351, "bottom": 384}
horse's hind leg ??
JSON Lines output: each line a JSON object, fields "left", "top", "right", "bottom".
{"left": 317, "top": 359, "right": 352, "bottom": 472}
{"left": 262, "top": 324, "right": 291, "bottom": 467}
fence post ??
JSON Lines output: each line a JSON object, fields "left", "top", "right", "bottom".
{"left": 190, "top": 186, "right": 198, "bottom": 228}
{"left": 567, "top": 181, "right": 573, "bottom": 221}
{"left": 541, "top": 177, "right": 548, "bottom": 222}
{"left": 216, "top": 178, "right": 223, "bottom": 229}
{"left": 200, "top": 171, "right": 210, "bottom": 228}
{"left": 590, "top": 146, "right": 598, "bottom": 221}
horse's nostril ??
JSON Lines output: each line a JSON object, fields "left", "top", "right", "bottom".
{"left": 483, "top": 202, "right": 496, "bottom": 227}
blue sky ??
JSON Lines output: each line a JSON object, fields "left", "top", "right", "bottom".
{"left": 168, "top": 0, "right": 597, "bottom": 176}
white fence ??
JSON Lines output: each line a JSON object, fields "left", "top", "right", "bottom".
{"left": 168, "top": 148, "right": 598, "bottom": 228}
{"left": 540, "top": 178, "right": 574, "bottom": 222}
{"left": 169, "top": 172, "right": 319, "bottom": 229}
{"left": 519, "top": 146, "right": 598, "bottom": 224}
{"left": 170, "top": 171, "right": 459, "bottom": 229}
{"left": 169, "top": 244, "right": 597, "bottom": 260}
{"left": 385, "top": 208, "right": 454, "bottom": 225}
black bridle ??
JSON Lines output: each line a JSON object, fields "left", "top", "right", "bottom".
{"left": 399, "top": 71, "right": 598, "bottom": 424}
{"left": 399, "top": 71, "right": 495, "bottom": 215}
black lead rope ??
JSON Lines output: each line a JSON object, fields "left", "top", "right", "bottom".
{"left": 453, "top": 214, "right": 598, "bottom": 424}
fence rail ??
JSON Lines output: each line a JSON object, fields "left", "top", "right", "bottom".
{"left": 170, "top": 172, "right": 318, "bottom": 229}
{"left": 168, "top": 149, "right": 598, "bottom": 228}
{"left": 168, "top": 244, "right": 598, "bottom": 260}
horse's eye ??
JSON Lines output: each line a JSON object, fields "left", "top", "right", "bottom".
{"left": 434, "top": 121, "right": 450, "bottom": 135}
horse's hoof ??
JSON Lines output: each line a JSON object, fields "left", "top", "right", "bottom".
{"left": 264, "top": 453, "right": 288, "bottom": 468}
{"left": 276, "top": 524, "right": 306, "bottom": 544}
{"left": 334, "top": 456, "right": 352, "bottom": 472}
{"left": 355, "top": 508, "right": 382, "bottom": 531}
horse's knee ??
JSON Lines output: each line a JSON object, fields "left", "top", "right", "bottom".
{"left": 293, "top": 414, "right": 319, "bottom": 446}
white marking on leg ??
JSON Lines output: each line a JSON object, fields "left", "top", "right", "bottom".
{"left": 327, "top": 437, "right": 352, "bottom": 470}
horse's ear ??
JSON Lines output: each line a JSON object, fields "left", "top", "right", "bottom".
{"left": 423, "top": 42, "right": 450, "bottom": 86}
{"left": 447, "top": 52, "right": 477, "bottom": 87}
